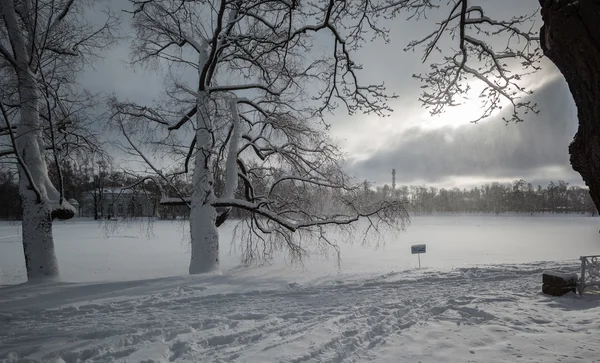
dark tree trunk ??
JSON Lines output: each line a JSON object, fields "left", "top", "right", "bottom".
{"left": 539, "top": 0, "right": 600, "bottom": 213}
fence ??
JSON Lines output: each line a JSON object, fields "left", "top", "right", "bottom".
{"left": 579, "top": 255, "right": 600, "bottom": 295}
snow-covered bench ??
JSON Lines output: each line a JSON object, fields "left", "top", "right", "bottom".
{"left": 542, "top": 271, "right": 578, "bottom": 296}
{"left": 579, "top": 255, "right": 600, "bottom": 295}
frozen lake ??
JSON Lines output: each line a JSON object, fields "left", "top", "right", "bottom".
{"left": 3, "top": 215, "right": 600, "bottom": 362}
{"left": 1, "top": 214, "right": 599, "bottom": 286}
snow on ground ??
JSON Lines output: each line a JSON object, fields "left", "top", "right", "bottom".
{"left": 1, "top": 215, "right": 600, "bottom": 362}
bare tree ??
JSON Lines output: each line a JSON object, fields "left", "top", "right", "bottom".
{"left": 0, "top": 0, "right": 116, "bottom": 280}
{"left": 401, "top": 0, "right": 600, "bottom": 213}
{"left": 78, "top": 154, "right": 112, "bottom": 220}
{"left": 112, "top": 0, "right": 409, "bottom": 274}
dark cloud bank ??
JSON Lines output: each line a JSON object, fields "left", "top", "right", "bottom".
{"left": 347, "top": 78, "right": 582, "bottom": 188}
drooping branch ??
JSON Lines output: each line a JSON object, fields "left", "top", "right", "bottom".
{"left": 54, "top": 0, "right": 76, "bottom": 25}
{"left": 405, "top": 0, "right": 542, "bottom": 123}
{"left": 109, "top": 175, "right": 163, "bottom": 210}
{"left": 0, "top": 149, "right": 16, "bottom": 157}
{"left": 0, "top": 101, "right": 42, "bottom": 203}
{"left": 114, "top": 114, "right": 191, "bottom": 209}
{"left": 40, "top": 68, "right": 65, "bottom": 204}
{"left": 223, "top": 99, "right": 240, "bottom": 199}
{"left": 169, "top": 105, "right": 197, "bottom": 131}
{"left": 213, "top": 198, "right": 407, "bottom": 232}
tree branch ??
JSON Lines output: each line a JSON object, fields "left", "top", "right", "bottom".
{"left": 0, "top": 101, "right": 42, "bottom": 203}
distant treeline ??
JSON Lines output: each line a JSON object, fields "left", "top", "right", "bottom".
{"left": 0, "top": 170, "right": 20, "bottom": 220}
{"left": 1, "top": 166, "right": 597, "bottom": 220}
{"left": 373, "top": 179, "right": 597, "bottom": 215}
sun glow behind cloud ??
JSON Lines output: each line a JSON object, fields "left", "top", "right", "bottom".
{"left": 417, "top": 68, "right": 563, "bottom": 130}
{"left": 337, "top": 69, "right": 577, "bottom": 188}
{"left": 337, "top": 68, "right": 564, "bottom": 164}
{"left": 418, "top": 100, "right": 499, "bottom": 130}
{"left": 334, "top": 89, "right": 502, "bottom": 165}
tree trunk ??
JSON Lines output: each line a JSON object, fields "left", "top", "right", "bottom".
{"left": 20, "top": 196, "right": 59, "bottom": 280}
{"left": 16, "top": 70, "right": 60, "bottom": 280}
{"left": 0, "top": 0, "right": 56, "bottom": 280}
{"left": 189, "top": 109, "right": 219, "bottom": 274}
{"left": 189, "top": 199, "right": 219, "bottom": 274}
{"left": 189, "top": 59, "right": 219, "bottom": 275}
{"left": 188, "top": 40, "right": 220, "bottom": 274}
{"left": 539, "top": 0, "right": 600, "bottom": 212}
{"left": 1, "top": 0, "right": 75, "bottom": 281}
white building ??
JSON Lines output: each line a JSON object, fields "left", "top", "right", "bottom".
{"left": 79, "top": 187, "right": 156, "bottom": 219}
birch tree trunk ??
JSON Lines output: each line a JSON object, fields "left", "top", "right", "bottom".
{"left": 189, "top": 45, "right": 219, "bottom": 274}
{"left": 17, "top": 69, "right": 61, "bottom": 280}
{"left": 1, "top": 0, "right": 75, "bottom": 280}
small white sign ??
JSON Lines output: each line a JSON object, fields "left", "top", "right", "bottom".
{"left": 411, "top": 244, "right": 426, "bottom": 254}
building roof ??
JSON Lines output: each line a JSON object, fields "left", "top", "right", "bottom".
{"left": 159, "top": 196, "right": 191, "bottom": 206}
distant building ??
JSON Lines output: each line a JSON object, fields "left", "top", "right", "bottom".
{"left": 79, "top": 187, "right": 157, "bottom": 219}
{"left": 158, "top": 196, "right": 190, "bottom": 220}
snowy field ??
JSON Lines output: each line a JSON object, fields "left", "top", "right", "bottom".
{"left": 1, "top": 215, "right": 600, "bottom": 362}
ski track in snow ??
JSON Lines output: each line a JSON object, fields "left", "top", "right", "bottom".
{"left": 2, "top": 261, "right": 599, "bottom": 363}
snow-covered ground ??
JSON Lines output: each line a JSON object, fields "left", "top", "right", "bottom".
{"left": 1, "top": 215, "right": 600, "bottom": 362}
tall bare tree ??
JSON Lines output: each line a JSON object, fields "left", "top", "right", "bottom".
{"left": 0, "top": 0, "right": 115, "bottom": 280}
{"left": 113, "top": 0, "right": 409, "bottom": 274}
{"left": 401, "top": 0, "right": 600, "bottom": 213}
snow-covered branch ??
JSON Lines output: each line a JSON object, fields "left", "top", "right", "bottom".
{"left": 223, "top": 99, "right": 240, "bottom": 200}
{"left": 0, "top": 43, "right": 17, "bottom": 68}
{"left": 114, "top": 113, "right": 191, "bottom": 209}
{"left": 212, "top": 197, "right": 407, "bottom": 232}
{"left": 0, "top": 101, "right": 42, "bottom": 203}
{"left": 405, "top": 0, "right": 542, "bottom": 123}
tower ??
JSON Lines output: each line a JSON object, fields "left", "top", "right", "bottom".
{"left": 392, "top": 169, "right": 396, "bottom": 191}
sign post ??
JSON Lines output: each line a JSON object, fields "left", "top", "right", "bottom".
{"left": 411, "top": 244, "right": 427, "bottom": 268}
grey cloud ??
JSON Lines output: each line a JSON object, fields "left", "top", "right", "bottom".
{"left": 346, "top": 77, "right": 582, "bottom": 187}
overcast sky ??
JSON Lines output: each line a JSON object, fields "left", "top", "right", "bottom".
{"left": 80, "top": 0, "right": 580, "bottom": 189}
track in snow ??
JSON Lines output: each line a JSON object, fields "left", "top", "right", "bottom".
{"left": 1, "top": 261, "right": 599, "bottom": 363}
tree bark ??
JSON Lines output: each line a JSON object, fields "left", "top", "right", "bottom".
{"left": 1, "top": 0, "right": 75, "bottom": 280}
{"left": 189, "top": 97, "right": 219, "bottom": 274}
{"left": 539, "top": 0, "right": 600, "bottom": 212}
{"left": 17, "top": 69, "right": 61, "bottom": 280}
{"left": 189, "top": 43, "right": 219, "bottom": 274}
